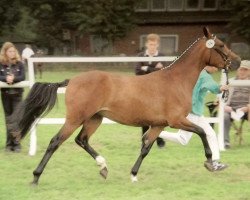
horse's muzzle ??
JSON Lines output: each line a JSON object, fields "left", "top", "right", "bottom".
{"left": 229, "top": 57, "right": 241, "bottom": 70}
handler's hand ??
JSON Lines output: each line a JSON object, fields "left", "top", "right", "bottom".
{"left": 220, "top": 85, "right": 229, "bottom": 92}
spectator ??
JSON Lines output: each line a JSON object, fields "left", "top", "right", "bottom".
{"left": 159, "top": 66, "right": 228, "bottom": 171}
{"left": 224, "top": 60, "right": 250, "bottom": 149}
{"left": 21, "top": 44, "right": 34, "bottom": 65}
{"left": 0, "top": 42, "right": 25, "bottom": 152}
{"left": 135, "top": 33, "right": 166, "bottom": 148}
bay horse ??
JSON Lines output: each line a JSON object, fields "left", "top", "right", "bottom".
{"left": 14, "top": 27, "right": 240, "bottom": 185}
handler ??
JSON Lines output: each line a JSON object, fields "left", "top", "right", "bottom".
{"left": 160, "top": 65, "right": 228, "bottom": 171}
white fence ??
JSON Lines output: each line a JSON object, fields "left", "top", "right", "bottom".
{"left": 1, "top": 56, "right": 249, "bottom": 155}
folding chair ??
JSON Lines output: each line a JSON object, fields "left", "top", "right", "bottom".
{"left": 233, "top": 113, "right": 248, "bottom": 145}
{"left": 206, "top": 101, "right": 248, "bottom": 145}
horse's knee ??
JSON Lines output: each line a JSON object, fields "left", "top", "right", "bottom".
{"left": 75, "top": 135, "right": 88, "bottom": 148}
{"left": 194, "top": 127, "right": 206, "bottom": 137}
{"left": 75, "top": 136, "right": 81, "bottom": 146}
{"left": 141, "top": 144, "right": 152, "bottom": 158}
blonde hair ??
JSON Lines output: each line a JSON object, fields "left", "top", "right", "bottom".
{"left": 0, "top": 42, "right": 21, "bottom": 64}
{"left": 146, "top": 34, "right": 160, "bottom": 43}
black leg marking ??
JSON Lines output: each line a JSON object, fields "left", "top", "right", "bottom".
{"left": 32, "top": 133, "right": 61, "bottom": 185}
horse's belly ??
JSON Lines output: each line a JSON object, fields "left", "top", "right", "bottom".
{"left": 99, "top": 109, "right": 168, "bottom": 127}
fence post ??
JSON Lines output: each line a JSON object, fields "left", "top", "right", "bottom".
{"left": 217, "top": 70, "right": 226, "bottom": 151}
{"left": 27, "top": 58, "right": 37, "bottom": 155}
{"left": 29, "top": 125, "right": 37, "bottom": 156}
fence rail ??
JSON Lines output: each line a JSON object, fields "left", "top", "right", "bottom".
{"left": 1, "top": 56, "right": 249, "bottom": 155}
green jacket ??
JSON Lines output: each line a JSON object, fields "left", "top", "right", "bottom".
{"left": 192, "top": 70, "right": 220, "bottom": 116}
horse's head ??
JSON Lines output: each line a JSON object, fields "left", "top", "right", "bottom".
{"left": 203, "top": 27, "right": 241, "bottom": 70}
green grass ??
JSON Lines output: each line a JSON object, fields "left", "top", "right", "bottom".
{"left": 0, "top": 69, "right": 249, "bottom": 200}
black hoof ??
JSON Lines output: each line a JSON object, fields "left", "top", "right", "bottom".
{"left": 100, "top": 167, "right": 108, "bottom": 179}
{"left": 204, "top": 160, "right": 214, "bottom": 172}
{"left": 30, "top": 175, "right": 39, "bottom": 186}
{"left": 30, "top": 181, "right": 38, "bottom": 186}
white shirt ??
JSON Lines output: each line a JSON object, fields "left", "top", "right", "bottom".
{"left": 22, "top": 47, "right": 35, "bottom": 60}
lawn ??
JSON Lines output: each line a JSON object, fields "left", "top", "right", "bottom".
{"left": 0, "top": 68, "right": 249, "bottom": 200}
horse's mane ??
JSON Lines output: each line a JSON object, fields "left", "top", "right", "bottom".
{"left": 161, "top": 37, "right": 203, "bottom": 71}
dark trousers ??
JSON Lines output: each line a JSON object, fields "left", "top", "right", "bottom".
{"left": 1, "top": 91, "right": 22, "bottom": 148}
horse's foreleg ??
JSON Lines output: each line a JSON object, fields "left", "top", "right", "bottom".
{"left": 32, "top": 123, "right": 78, "bottom": 185}
{"left": 131, "top": 126, "right": 164, "bottom": 182}
{"left": 178, "top": 118, "right": 213, "bottom": 164}
{"left": 75, "top": 115, "right": 108, "bottom": 178}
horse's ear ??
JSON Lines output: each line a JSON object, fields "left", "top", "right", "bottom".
{"left": 203, "top": 27, "right": 211, "bottom": 38}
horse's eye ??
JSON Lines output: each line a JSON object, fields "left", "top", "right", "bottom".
{"left": 220, "top": 44, "right": 225, "bottom": 48}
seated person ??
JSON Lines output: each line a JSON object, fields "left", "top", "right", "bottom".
{"left": 224, "top": 60, "right": 250, "bottom": 149}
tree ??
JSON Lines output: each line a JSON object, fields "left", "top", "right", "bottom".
{"left": 228, "top": 0, "right": 250, "bottom": 43}
{"left": 65, "top": 0, "right": 139, "bottom": 40}
{"left": 20, "top": 0, "right": 69, "bottom": 54}
{"left": 0, "top": 0, "right": 21, "bottom": 36}
{"left": 21, "top": 0, "right": 141, "bottom": 54}
{"left": 1, "top": 7, "right": 37, "bottom": 43}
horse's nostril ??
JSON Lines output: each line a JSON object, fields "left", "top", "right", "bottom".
{"left": 230, "top": 59, "right": 241, "bottom": 70}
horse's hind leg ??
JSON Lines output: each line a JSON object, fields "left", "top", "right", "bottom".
{"left": 32, "top": 122, "right": 80, "bottom": 185}
{"left": 74, "top": 115, "right": 108, "bottom": 179}
{"left": 131, "top": 126, "right": 164, "bottom": 182}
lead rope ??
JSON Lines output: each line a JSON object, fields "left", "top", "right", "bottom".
{"left": 161, "top": 38, "right": 201, "bottom": 70}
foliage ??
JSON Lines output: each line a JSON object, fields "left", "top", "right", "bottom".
{"left": 65, "top": 0, "right": 139, "bottom": 40}
{"left": 228, "top": 0, "right": 250, "bottom": 43}
{"left": 20, "top": 0, "right": 69, "bottom": 54}
{"left": 0, "top": 7, "right": 37, "bottom": 43}
{"left": 0, "top": 0, "right": 21, "bottom": 35}
{"left": 20, "top": 0, "right": 141, "bottom": 54}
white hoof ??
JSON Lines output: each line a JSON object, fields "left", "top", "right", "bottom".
{"left": 131, "top": 175, "right": 138, "bottom": 183}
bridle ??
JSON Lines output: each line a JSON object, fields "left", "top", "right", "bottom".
{"left": 207, "top": 35, "right": 232, "bottom": 102}
{"left": 207, "top": 35, "right": 232, "bottom": 68}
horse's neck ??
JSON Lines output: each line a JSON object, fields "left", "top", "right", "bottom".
{"left": 170, "top": 41, "right": 207, "bottom": 91}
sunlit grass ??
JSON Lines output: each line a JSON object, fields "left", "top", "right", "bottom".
{"left": 0, "top": 69, "right": 249, "bottom": 200}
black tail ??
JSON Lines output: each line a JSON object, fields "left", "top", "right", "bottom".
{"left": 14, "top": 79, "right": 69, "bottom": 139}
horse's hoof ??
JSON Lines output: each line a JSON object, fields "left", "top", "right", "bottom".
{"left": 30, "top": 181, "right": 38, "bottom": 187}
{"left": 204, "top": 160, "right": 214, "bottom": 172}
{"left": 130, "top": 175, "right": 138, "bottom": 183}
{"left": 100, "top": 167, "right": 108, "bottom": 179}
